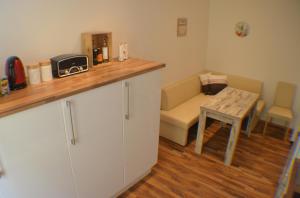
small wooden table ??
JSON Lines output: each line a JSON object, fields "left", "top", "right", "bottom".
{"left": 195, "top": 87, "right": 259, "bottom": 166}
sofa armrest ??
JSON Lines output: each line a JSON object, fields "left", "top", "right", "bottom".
{"left": 256, "top": 99, "right": 265, "bottom": 116}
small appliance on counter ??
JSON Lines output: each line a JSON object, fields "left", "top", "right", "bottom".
{"left": 51, "top": 54, "right": 89, "bottom": 78}
{"left": 39, "top": 60, "right": 53, "bottom": 82}
{"left": 5, "top": 56, "right": 27, "bottom": 90}
{"left": 27, "top": 63, "right": 41, "bottom": 85}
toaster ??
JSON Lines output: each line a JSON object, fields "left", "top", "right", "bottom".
{"left": 51, "top": 54, "right": 89, "bottom": 78}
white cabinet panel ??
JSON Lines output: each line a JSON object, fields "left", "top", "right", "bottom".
{"left": 62, "top": 82, "right": 124, "bottom": 198}
{"left": 123, "top": 70, "right": 161, "bottom": 186}
{"left": 0, "top": 101, "right": 77, "bottom": 198}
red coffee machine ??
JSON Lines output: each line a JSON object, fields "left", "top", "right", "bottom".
{"left": 5, "top": 56, "right": 27, "bottom": 90}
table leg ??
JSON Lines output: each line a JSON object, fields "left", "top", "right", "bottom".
{"left": 225, "top": 120, "right": 242, "bottom": 166}
{"left": 245, "top": 104, "right": 257, "bottom": 137}
{"left": 195, "top": 110, "right": 207, "bottom": 154}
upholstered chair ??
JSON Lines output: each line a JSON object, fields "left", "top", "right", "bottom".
{"left": 263, "top": 81, "right": 296, "bottom": 140}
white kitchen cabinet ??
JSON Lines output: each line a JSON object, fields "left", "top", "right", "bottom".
{"left": 0, "top": 101, "right": 77, "bottom": 198}
{"left": 62, "top": 81, "right": 124, "bottom": 198}
{"left": 0, "top": 69, "right": 162, "bottom": 198}
{"left": 123, "top": 70, "right": 161, "bottom": 187}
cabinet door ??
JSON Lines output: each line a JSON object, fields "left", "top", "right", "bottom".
{"left": 62, "top": 82, "right": 124, "bottom": 198}
{"left": 0, "top": 101, "right": 77, "bottom": 198}
{"left": 123, "top": 70, "right": 161, "bottom": 186}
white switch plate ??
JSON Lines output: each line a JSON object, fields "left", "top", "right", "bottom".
{"left": 177, "top": 18, "right": 188, "bottom": 37}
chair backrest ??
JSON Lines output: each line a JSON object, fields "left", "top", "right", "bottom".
{"left": 274, "top": 81, "right": 296, "bottom": 108}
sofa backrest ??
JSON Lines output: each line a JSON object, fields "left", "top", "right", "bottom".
{"left": 161, "top": 75, "right": 201, "bottom": 111}
{"left": 205, "top": 71, "right": 263, "bottom": 95}
{"left": 161, "top": 70, "right": 263, "bottom": 111}
{"left": 228, "top": 74, "right": 262, "bottom": 95}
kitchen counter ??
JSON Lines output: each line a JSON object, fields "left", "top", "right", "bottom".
{"left": 0, "top": 58, "right": 165, "bottom": 118}
{"left": 0, "top": 58, "right": 163, "bottom": 197}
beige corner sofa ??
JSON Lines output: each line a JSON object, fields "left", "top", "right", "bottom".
{"left": 160, "top": 71, "right": 265, "bottom": 146}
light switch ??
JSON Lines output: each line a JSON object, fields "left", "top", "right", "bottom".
{"left": 177, "top": 18, "right": 188, "bottom": 37}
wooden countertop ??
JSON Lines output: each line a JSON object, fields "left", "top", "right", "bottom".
{"left": 0, "top": 58, "right": 165, "bottom": 118}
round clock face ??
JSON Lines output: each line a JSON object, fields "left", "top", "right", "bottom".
{"left": 235, "top": 22, "right": 249, "bottom": 37}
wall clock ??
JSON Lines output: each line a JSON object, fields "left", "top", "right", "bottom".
{"left": 235, "top": 22, "right": 250, "bottom": 37}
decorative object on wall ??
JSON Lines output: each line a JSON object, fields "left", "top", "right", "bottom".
{"left": 235, "top": 22, "right": 250, "bottom": 37}
{"left": 177, "top": 18, "right": 188, "bottom": 37}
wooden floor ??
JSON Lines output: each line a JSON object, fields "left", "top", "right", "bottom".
{"left": 120, "top": 120, "right": 291, "bottom": 198}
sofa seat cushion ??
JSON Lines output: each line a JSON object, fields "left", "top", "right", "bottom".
{"left": 161, "top": 93, "right": 212, "bottom": 129}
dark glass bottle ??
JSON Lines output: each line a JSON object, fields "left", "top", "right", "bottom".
{"left": 93, "top": 48, "right": 99, "bottom": 65}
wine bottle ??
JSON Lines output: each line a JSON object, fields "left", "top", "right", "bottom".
{"left": 102, "top": 38, "right": 109, "bottom": 63}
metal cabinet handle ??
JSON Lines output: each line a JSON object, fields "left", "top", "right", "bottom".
{"left": 124, "top": 82, "right": 130, "bottom": 120}
{"left": 66, "top": 100, "right": 76, "bottom": 145}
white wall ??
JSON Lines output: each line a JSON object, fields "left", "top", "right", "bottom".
{"left": 206, "top": 0, "right": 300, "bottom": 134}
{"left": 0, "top": 0, "right": 209, "bottom": 85}
{"left": 6, "top": 0, "right": 298, "bottom": 133}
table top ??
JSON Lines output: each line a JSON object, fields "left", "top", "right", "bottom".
{"left": 0, "top": 58, "right": 165, "bottom": 118}
{"left": 201, "top": 87, "right": 259, "bottom": 120}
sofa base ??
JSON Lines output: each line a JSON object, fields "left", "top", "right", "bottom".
{"left": 160, "top": 120, "right": 189, "bottom": 146}
{"left": 160, "top": 115, "right": 260, "bottom": 147}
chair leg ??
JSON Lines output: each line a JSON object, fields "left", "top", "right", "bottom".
{"left": 284, "top": 121, "right": 290, "bottom": 141}
{"left": 263, "top": 117, "right": 271, "bottom": 136}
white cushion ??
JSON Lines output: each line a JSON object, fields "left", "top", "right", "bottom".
{"left": 199, "top": 72, "right": 211, "bottom": 86}
{"left": 208, "top": 74, "right": 228, "bottom": 84}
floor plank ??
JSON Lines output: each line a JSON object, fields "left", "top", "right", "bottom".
{"left": 120, "top": 121, "right": 291, "bottom": 198}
